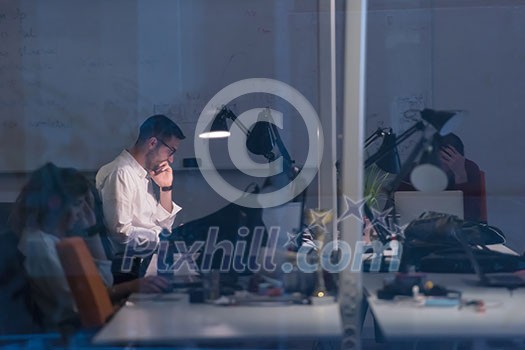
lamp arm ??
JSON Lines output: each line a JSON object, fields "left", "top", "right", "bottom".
{"left": 365, "top": 128, "right": 388, "bottom": 148}
{"left": 385, "top": 134, "right": 426, "bottom": 196}
{"left": 364, "top": 121, "right": 424, "bottom": 168}
{"left": 394, "top": 121, "right": 424, "bottom": 145}
{"left": 232, "top": 118, "right": 250, "bottom": 136}
{"left": 226, "top": 113, "right": 251, "bottom": 136}
{"left": 271, "top": 124, "right": 293, "bottom": 166}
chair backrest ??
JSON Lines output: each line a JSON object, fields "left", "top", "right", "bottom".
{"left": 56, "top": 237, "right": 113, "bottom": 328}
{"left": 479, "top": 170, "right": 488, "bottom": 223}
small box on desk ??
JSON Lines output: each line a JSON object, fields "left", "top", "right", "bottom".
{"left": 189, "top": 288, "right": 205, "bottom": 303}
{"left": 183, "top": 158, "right": 201, "bottom": 168}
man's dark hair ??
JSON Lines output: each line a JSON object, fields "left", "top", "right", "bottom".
{"left": 136, "top": 114, "right": 186, "bottom": 144}
{"left": 435, "top": 133, "right": 464, "bottom": 156}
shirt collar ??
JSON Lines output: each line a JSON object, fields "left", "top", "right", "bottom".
{"left": 120, "top": 150, "right": 148, "bottom": 179}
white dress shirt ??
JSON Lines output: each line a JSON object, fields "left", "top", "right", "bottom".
{"left": 96, "top": 150, "right": 181, "bottom": 256}
{"left": 18, "top": 229, "right": 113, "bottom": 330}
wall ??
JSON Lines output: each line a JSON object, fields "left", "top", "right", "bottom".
{"left": 365, "top": 3, "right": 433, "bottom": 159}
{"left": 366, "top": 0, "right": 525, "bottom": 252}
{"left": 0, "top": 0, "right": 330, "bottom": 226}
{"left": 431, "top": 2, "right": 525, "bottom": 251}
{"left": 0, "top": 0, "right": 319, "bottom": 172}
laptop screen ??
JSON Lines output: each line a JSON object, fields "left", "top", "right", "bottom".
{"left": 394, "top": 190, "right": 464, "bottom": 226}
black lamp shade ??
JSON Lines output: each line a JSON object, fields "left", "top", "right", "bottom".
{"left": 199, "top": 114, "right": 230, "bottom": 139}
{"left": 246, "top": 121, "right": 276, "bottom": 158}
{"left": 199, "top": 106, "right": 287, "bottom": 164}
{"left": 375, "top": 133, "right": 401, "bottom": 174}
{"left": 420, "top": 109, "right": 461, "bottom": 136}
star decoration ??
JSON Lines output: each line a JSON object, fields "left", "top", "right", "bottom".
{"left": 337, "top": 195, "right": 366, "bottom": 224}
{"left": 307, "top": 209, "right": 333, "bottom": 233}
{"left": 283, "top": 231, "right": 300, "bottom": 249}
{"left": 370, "top": 206, "right": 392, "bottom": 232}
{"left": 390, "top": 222, "right": 407, "bottom": 237}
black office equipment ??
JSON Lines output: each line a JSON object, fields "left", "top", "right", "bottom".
{"left": 402, "top": 212, "right": 524, "bottom": 275}
{"left": 453, "top": 228, "right": 525, "bottom": 288}
{"left": 171, "top": 201, "right": 267, "bottom": 274}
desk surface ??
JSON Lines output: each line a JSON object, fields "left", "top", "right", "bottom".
{"left": 363, "top": 272, "right": 525, "bottom": 340}
{"left": 93, "top": 294, "right": 342, "bottom": 346}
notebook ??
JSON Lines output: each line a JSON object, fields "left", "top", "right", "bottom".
{"left": 394, "top": 190, "right": 464, "bottom": 226}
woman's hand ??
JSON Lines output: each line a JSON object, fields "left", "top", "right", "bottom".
{"left": 109, "top": 276, "right": 172, "bottom": 301}
{"left": 135, "top": 276, "right": 171, "bottom": 293}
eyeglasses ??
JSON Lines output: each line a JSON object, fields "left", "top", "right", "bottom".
{"left": 156, "top": 138, "right": 177, "bottom": 157}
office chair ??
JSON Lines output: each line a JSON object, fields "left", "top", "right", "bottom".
{"left": 56, "top": 237, "right": 114, "bottom": 328}
{"left": 479, "top": 170, "right": 488, "bottom": 223}
{"left": 0, "top": 229, "right": 45, "bottom": 335}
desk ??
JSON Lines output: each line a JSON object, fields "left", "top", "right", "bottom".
{"left": 363, "top": 273, "right": 525, "bottom": 340}
{"left": 93, "top": 294, "right": 342, "bottom": 346}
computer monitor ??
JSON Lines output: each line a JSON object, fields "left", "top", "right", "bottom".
{"left": 262, "top": 202, "right": 304, "bottom": 249}
{"left": 172, "top": 202, "right": 268, "bottom": 274}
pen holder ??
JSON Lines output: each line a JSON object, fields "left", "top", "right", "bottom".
{"left": 202, "top": 270, "right": 220, "bottom": 301}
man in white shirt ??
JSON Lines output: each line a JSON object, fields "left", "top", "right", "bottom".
{"left": 96, "top": 115, "right": 184, "bottom": 281}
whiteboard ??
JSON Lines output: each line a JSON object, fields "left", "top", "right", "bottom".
{"left": 365, "top": 7, "right": 433, "bottom": 161}
{"left": 0, "top": 0, "right": 319, "bottom": 171}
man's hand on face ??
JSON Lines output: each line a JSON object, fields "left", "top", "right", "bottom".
{"left": 149, "top": 160, "right": 173, "bottom": 188}
{"left": 439, "top": 145, "right": 468, "bottom": 184}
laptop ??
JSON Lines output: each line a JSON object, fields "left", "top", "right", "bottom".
{"left": 394, "top": 190, "right": 464, "bottom": 226}
{"left": 145, "top": 253, "right": 202, "bottom": 287}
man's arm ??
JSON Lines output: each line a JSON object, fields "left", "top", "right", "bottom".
{"left": 98, "top": 169, "right": 159, "bottom": 246}
{"left": 149, "top": 160, "right": 182, "bottom": 228}
{"left": 149, "top": 160, "right": 173, "bottom": 213}
{"left": 155, "top": 188, "right": 181, "bottom": 230}
{"left": 159, "top": 188, "right": 173, "bottom": 214}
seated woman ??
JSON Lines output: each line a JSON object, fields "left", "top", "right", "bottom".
{"left": 9, "top": 163, "right": 170, "bottom": 331}
{"left": 399, "top": 133, "right": 483, "bottom": 222}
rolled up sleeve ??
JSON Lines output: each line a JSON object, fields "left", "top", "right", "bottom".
{"left": 155, "top": 201, "right": 181, "bottom": 230}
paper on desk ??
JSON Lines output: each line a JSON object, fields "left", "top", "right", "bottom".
{"left": 145, "top": 253, "right": 200, "bottom": 277}
{"left": 127, "top": 293, "right": 183, "bottom": 303}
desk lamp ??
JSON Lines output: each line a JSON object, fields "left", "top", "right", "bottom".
{"left": 365, "top": 128, "right": 401, "bottom": 174}
{"left": 199, "top": 106, "right": 299, "bottom": 179}
{"left": 364, "top": 109, "right": 463, "bottom": 243}
{"left": 366, "top": 108, "right": 462, "bottom": 191}
{"left": 199, "top": 105, "right": 309, "bottom": 252}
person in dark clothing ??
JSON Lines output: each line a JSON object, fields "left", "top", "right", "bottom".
{"left": 399, "top": 133, "right": 484, "bottom": 222}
